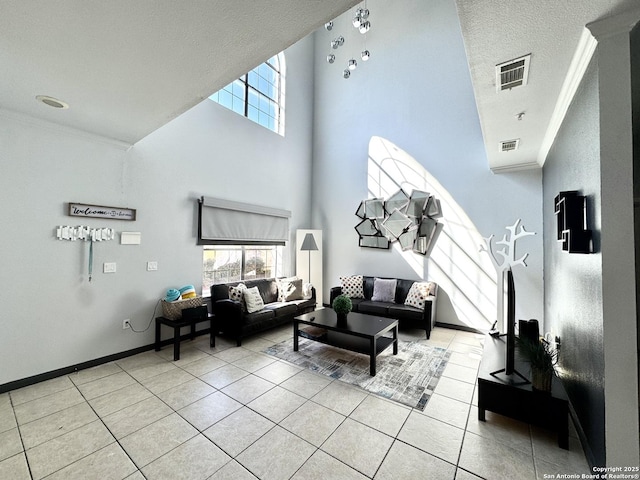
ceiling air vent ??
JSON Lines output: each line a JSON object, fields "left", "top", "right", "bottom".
{"left": 496, "top": 54, "right": 531, "bottom": 92}
{"left": 500, "top": 139, "right": 520, "bottom": 152}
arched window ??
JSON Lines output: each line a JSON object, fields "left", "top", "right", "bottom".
{"left": 209, "top": 53, "right": 285, "bottom": 135}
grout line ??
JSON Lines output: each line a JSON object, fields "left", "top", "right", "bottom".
{"left": 4, "top": 327, "right": 587, "bottom": 480}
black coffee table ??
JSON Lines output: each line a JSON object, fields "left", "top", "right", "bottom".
{"left": 293, "top": 309, "right": 398, "bottom": 376}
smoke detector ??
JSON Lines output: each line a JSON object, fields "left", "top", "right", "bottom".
{"left": 496, "top": 54, "right": 531, "bottom": 92}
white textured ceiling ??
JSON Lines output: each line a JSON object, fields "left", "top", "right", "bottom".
{"left": 1, "top": 1, "right": 639, "bottom": 170}
{"left": 0, "top": 0, "right": 360, "bottom": 145}
{"left": 455, "top": 0, "right": 640, "bottom": 171}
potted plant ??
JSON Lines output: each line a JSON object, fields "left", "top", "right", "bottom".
{"left": 332, "top": 294, "right": 352, "bottom": 325}
{"left": 516, "top": 336, "right": 558, "bottom": 392}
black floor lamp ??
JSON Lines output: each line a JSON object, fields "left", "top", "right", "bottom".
{"left": 300, "top": 233, "right": 318, "bottom": 284}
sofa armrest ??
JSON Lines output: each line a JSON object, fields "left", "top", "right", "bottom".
{"left": 423, "top": 294, "right": 437, "bottom": 329}
{"left": 214, "top": 299, "right": 243, "bottom": 326}
{"left": 329, "top": 286, "right": 342, "bottom": 305}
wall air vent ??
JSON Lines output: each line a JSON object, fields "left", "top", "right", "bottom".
{"left": 500, "top": 139, "right": 520, "bottom": 152}
{"left": 496, "top": 54, "right": 531, "bottom": 92}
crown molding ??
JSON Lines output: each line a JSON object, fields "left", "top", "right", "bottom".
{"left": 537, "top": 27, "right": 597, "bottom": 168}
{"left": 490, "top": 160, "right": 541, "bottom": 174}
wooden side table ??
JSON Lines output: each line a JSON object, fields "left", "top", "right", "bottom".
{"left": 155, "top": 308, "right": 215, "bottom": 361}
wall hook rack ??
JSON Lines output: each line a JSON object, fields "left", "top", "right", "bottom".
{"left": 55, "top": 226, "right": 115, "bottom": 281}
{"left": 56, "top": 225, "right": 115, "bottom": 242}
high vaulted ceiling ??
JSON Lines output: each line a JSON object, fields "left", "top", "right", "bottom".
{"left": 0, "top": 0, "right": 360, "bottom": 145}
{"left": 0, "top": 1, "right": 639, "bottom": 170}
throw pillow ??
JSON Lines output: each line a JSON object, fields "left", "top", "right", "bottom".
{"left": 371, "top": 278, "right": 397, "bottom": 303}
{"left": 243, "top": 286, "right": 265, "bottom": 314}
{"left": 228, "top": 283, "right": 247, "bottom": 311}
{"left": 302, "top": 282, "right": 313, "bottom": 300}
{"left": 277, "top": 276, "right": 298, "bottom": 302}
{"left": 340, "top": 275, "right": 364, "bottom": 299}
{"left": 404, "top": 281, "right": 431, "bottom": 310}
{"left": 284, "top": 278, "right": 304, "bottom": 301}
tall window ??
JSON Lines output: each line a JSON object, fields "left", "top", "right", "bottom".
{"left": 209, "top": 53, "right": 285, "bottom": 135}
{"left": 202, "top": 245, "right": 283, "bottom": 295}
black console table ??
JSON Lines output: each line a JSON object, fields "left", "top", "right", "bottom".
{"left": 477, "top": 334, "right": 569, "bottom": 449}
{"left": 155, "top": 311, "right": 215, "bottom": 361}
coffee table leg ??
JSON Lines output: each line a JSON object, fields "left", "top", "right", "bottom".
{"left": 369, "top": 338, "right": 376, "bottom": 376}
{"left": 393, "top": 324, "right": 398, "bottom": 355}
{"left": 293, "top": 320, "right": 299, "bottom": 351}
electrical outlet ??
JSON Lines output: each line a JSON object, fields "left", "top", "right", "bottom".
{"left": 104, "top": 262, "right": 116, "bottom": 273}
{"left": 147, "top": 261, "right": 158, "bottom": 271}
{"left": 123, "top": 319, "right": 131, "bottom": 330}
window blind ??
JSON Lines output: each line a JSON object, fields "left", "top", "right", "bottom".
{"left": 198, "top": 197, "right": 291, "bottom": 245}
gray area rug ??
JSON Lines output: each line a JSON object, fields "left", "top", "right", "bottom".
{"left": 264, "top": 337, "right": 451, "bottom": 410}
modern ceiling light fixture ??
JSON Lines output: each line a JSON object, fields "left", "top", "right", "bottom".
{"left": 325, "top": 1, "right": 371, "bottom": 80}
{"left": 36, "top": 95, "right": 69, "bottom": 109}
{"left": 331, "top": 35, "right": 345, "bottom": 49}
{"left": 352, "top": 9, "right": 363, "bottom": 28}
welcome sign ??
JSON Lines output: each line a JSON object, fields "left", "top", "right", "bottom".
{"left": 68, "top": 203, "right": 136, "bottom": 221}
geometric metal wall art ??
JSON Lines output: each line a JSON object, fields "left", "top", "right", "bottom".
{"left": 355, "top": 189, "right": 444, "bottom": 255}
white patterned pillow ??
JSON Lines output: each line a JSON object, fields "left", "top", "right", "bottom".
{"left": 404, "top": 282, "right": 431, "bottom": 310}
{"left": 228, "top": 283, "right": 246, "bottom": 302}
{"left": 277, "top": 276, "right": 299, "bottom": 302}
{"left": 243, "top": 286, "right": 265, "bottom": 314}
{"left": 228, "top": 283, "right": 247, "bottom": 311}
{"left": 284, "top": 278, "right": 303, "bottom": 301}
{"left": 340, "top": 275, "right": 364, "bottom": 299}
{"left": 302, "top": 282, "right": 314, "bottom": 300}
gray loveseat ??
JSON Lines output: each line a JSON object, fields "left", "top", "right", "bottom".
{"left": 330, "top": 275, "right": 437, "bottom": 339}
{"left": 211, "top": 278, "right": 316, "bottom": 346}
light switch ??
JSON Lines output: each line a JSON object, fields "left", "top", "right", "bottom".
{"left": 147, "top": 261, "right": 158, "bottom": 271}
{"left": 103, "top": 262, "right": 116, "bottom": 273}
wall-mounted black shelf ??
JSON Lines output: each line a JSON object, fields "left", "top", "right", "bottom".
{"left": 554, "top": 191, "right": 592, "bottom": 254}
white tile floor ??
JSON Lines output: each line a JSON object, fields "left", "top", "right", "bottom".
{"left": 0, "top": 326, "right": 591, "bottom": 479}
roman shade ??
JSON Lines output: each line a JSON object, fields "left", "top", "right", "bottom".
{"left": 198, "top": 197, "right": 291, "bottom": 245}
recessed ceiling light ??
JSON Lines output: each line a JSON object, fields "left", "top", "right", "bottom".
{"left": 36, "top": 95, "right": 69, "bottom": 109}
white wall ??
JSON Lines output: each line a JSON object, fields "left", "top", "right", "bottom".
{"left": 0, "top": 35, "right": 316, "bottom": 386}
{"left": 311, "top": 0, "right": 544, "bottom": 331}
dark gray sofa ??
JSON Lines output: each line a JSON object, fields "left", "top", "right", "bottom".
{"left": 330, "top": 276, "right": 437, "bottom": 339}
{"left": 211, "top": 278, "right": 316, "bottom": 346}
